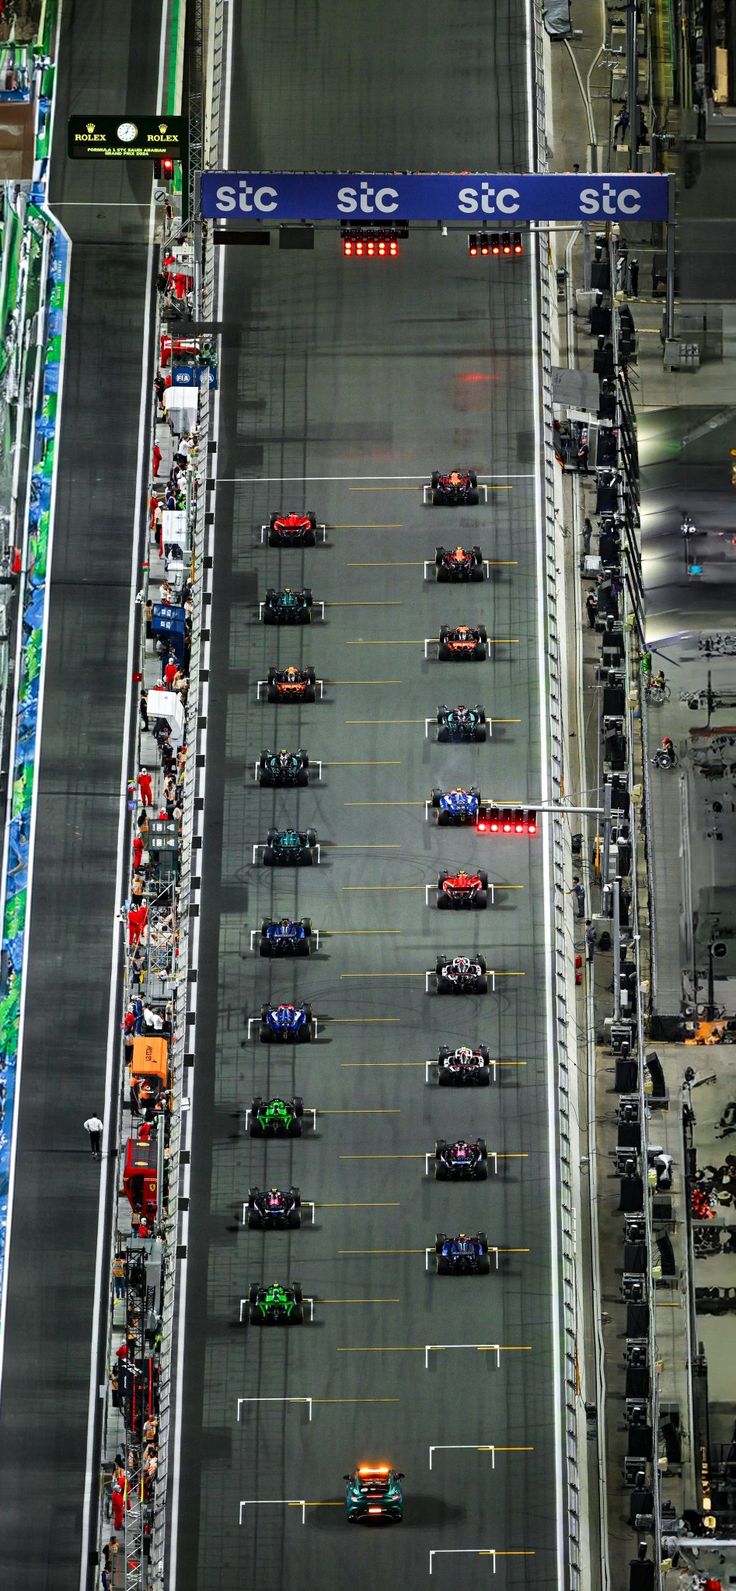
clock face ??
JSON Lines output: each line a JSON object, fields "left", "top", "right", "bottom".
{"left": 116, "top": 121, "right": 138, "bottom": 144}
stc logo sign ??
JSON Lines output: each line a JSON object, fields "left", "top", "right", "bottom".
{"left": 201, "top": 172, "right": 670, "bottom": 224}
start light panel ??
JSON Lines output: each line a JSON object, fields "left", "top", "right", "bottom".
{"left": 341, "top": 223, "right": 406, "bottom": 258}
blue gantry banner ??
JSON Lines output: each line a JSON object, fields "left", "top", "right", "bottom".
{"left": 201, "top": 171, "right": 670, "bottom": 224}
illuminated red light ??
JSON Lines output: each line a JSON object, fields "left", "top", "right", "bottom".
{"left": 480, "top": 242, "right": 489, "bottom": 256}
{"left": 343, "top": 240, "right": 353, "bottom": 256}
{"left": 527, "top": 821, "right": 537, "bottom": 835}
{"left": 502, "top": 820, "right": 512, "bottom": 832}
{"left": 502, "top": 244, "right": 512, "bottom": 256}
{"left": 491, "top": 242, "right": 501, "bottom": 256}
{"left": 469, "top": 244, "right": 478, "bottom": 256}
{"left": 514, "top": 821, "right": 524, "bottom": 833}
{"left": 356, "top": 241, "right": 364, "bottom": 256}
{"left": 378, "top": 240, "right": 386, "bottom": 256}
{"left": 514, "top": 243, "right": 523, "bottom": 255}
{"left": 490, "top": 819, "right": 500, "bottom": 832}
{"left": 476, "top": 821, "right": 487, "bottom": 833}
{"left": 389, "top": 240, "right": 399, "bottom": 256}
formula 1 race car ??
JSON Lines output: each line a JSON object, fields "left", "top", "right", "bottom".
{"left": 437, "top": 1044, "right": 492, "bottom": 1086}
{"left": 259, "top": 1002, "right": 314, "bottom": 1042}
{"left": 268, "top": 510, "right": 317, "bottom": 548}
{"left": 434, "top": 1138, "right": 488, "bottom": 1180}
{"left": 246, "top": 1187, "right": 302, "bottom": 1229}
{"left": 248, "top": 1096, "right": 304, "bottom": 1137}
{"left": 435, "top": 1232, "right": 491, "bottom": 1274}
{"left": 438, "top": 623, "right": 487, "bottom": 661}
{"left": 436, "top": 869, "right": 489, "bottom": 909}
{"left": 435, "top": 545, "right": 484, "bottom": 582}
{"left": 262, "top": 587, "right": 313, "bottom": 624}
{"left": 247, "top": 1281, "right": 304, "bottom": 1325}
{"left": 430, "top": 469, "right": 479, "bottom": 507}
{"left": 437, "top": 704, "right": 487, "bottom": 743}
{"left": 263, "top": 827, "right": 318, "bottom": 865}
{"left": 267, "top": 665, "right": 316, "bottom": 703}
{"left": 344, "top": 1465, "right": 405, "bottom": 1524}
{"left": 257, "top": 747, "right": 310, "bottom": 787}
{"left": 430, "top": 787, "right": 481, "bottom": 825}
{"left": 259, "top": 918, "right": 312, "bottom": 956}
{"left": 435, "top": 954, "right": 488, "bottom": 994}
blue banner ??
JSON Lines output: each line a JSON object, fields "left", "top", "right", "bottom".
{"left": 201, "top": 171, "right": 670, "bottom": 224}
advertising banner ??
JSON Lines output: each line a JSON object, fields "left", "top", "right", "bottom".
{"left": 200, "top": 170, "right": 670, "bottom": 224}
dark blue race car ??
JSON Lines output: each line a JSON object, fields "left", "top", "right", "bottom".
{"left": 263, "top": 827, "right": 318, "bottom": 865}
{"left": 430, "top": 786, "right": 481, "bottom": 826}
{"left": 259, "top": 918, "right": 312, "bottom": 957}
{"left": 436, "top": 703, "right": 487, "bottom": 743}
{"left": 259, "top": 1002, "right": 314, "bottom": 1043}
{"left": 435, "top": 1232, "right": 490, "bottom": 1274}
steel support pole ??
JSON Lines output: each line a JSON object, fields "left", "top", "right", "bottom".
{"left": 665, "top": 173, "right": 676, "bottom": 343}
{"left": 193, "top": 170, "right": 203, "bottom": 322}
{"left": 627, "top": 1, "right": 639, "bottom": 172}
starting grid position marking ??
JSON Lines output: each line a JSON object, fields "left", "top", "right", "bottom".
{"left": 257, "top": 599, "right": 326, "bottom": 622}
{"left": 428, "top": 1443, "right": 535, "bottom": 1470}
{"left": 249, "top": 929, "right": 321, "bottom": 948}
{"left": 256, "top": 678, "right": 325, "bottom": 702}
{"left": 251, "top": 841, "right": 322, "bottom": 865}
{"left": 259, "top": 522, "right": 327, "bottom": 543}
{"left": 237, "top": 1397, "right": 312, "bottom": 1423}
{"left": 429, "top": 1549, "right": 536, "bottom": 1574}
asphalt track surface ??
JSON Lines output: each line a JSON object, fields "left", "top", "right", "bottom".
{"left": 177, "top": 4, "right": 563, "bottom": 1588}
{"left": 0, "top": 3, "right": 157, "bottom": 1584}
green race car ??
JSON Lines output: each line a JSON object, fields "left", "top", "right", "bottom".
{"left": 248, "top": 1282, "right": 304, "bottom": 1325}
{"left": 248, "top": 1096, "right": 303, "bottom": 1137}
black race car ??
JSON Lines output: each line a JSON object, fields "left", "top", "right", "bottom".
{"left": 435, "top": 1232, "right": 490, "bottom": 1274}
{"left": 259, "top": 917, "right": 312, "bottom": 956}
{"left": 435, "top": 954, "right": 488, "bottom": 994}
{"left": 437, "top": 1044, "right": 492, "bottom": 1086}
{"left": 258, "top": 747, "right": 309, "bottom": 787}
{"left": 430, "top": 787, "right": 481, "bottom": 825}
{"left": 436, "top": 869, "right": 489, "bottom": 909}
{"left": 262, "top": 587, "right": 313, "bottom": 624}
{"left": 437, "top": 704, "right": 487, "bottom": 743}
{"left": 434, "top": 1138, "right": 488, "bottom": 1180}
{"left": 267, "top": 665, "right": 316, "bottom": 703}
{"left": 430, "top": 469, "right": 479, "bottom": 507}
{"left": 435, "top": 545, "right": 484, "bottom": 582}
{"left": 248, "top": 1281, "right": 304, "bottom": 1324}
{"left": 268, "top": 510, "right": 317, "bottom": 547}
{"left": 438, "top": 623, "right": 487, "bottom": 661}
{"left": 248, "top": 1096, "right": 304, "bottom": 1136}
{"left": 260, "top": 1002, "right": 314, "bottom": 1042}
{"left": 263, "top": 827, "right": 318, "bottom": 865}
{"left": 247, "top": 1186, "right": 302, "bottom": 1229}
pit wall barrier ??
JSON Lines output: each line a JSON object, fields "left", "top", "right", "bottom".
{"left": 0, "top": 215, "right": 68, "bottom": 1303}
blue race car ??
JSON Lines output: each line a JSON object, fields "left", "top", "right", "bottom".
{"left": 435, "top": 1232, "right": 490, "bottom": 1274}
{"left": 430, "top": 786, "right": 481, "bottom": 826}
{"left": 259, "top": 1002, "right": 314, "bottom": 1043}
{"left": 259, "top": 918, "right": 312, "bottom": 957}
{"left": 344, "top": 1464, "right": 404, "bottom": 1523}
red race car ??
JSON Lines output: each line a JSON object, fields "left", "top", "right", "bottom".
{"left": 267, "top": 665, "right": 316, "bottom": 703}
{"left": 268, "top": 510, "right": 317, "bottom": 547}
{"left": 438, "top": 623, "right": 487, "bottom": 660}
{"left": 435, "top": 545, "right": 484, "bottom": 582}
{"left": 430, "top": 469, "right": 480, "bottom": 506}
{"left": 436, "top": 869, "right": 489, "bottom": 909}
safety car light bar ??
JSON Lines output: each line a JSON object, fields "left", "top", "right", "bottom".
{"left": 468, "top": 231, "right": 524, "bottom": 258}
{"left": 476, "top": 806, "right": 538, "bottom": 836}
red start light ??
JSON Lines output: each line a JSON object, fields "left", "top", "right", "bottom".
{"left": 389, "top": 239, "right": 399, "bottom": 256}
{"left": 502, "top": 820, "right": 512, "bottom": 832}
{"left": 476, "top": 821, "right": 487, "bottom": 833}
{"left": 514, "top": 242, "right": 524, "bottom": 255}
{"left": 480, "top": 241, "right": 490, "bottom": 256}
{"left": 502, "top": 244, "right": 512, "bottom": 256}
{"left": 491, "top": 242, "right": 501, "bottom": 256}
{"left": 490, "top": 819, "right": 500, "bottom": 832}
{"left": 343, "top": 239, "right": 353, "bottom": 256}
{"left": 527, "top": 821, "right": 537, "bottom": 835}
{"left": 469, "top": 244, "right": 478, "bottom": 256}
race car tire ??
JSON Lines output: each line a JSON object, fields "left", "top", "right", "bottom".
{"left": 430, "top": 472, "right": 440, "bottom": 489}
{"left": 435, "top": 1233, "right": 447, "bottom": 1254}
{"left": 291, "top": 1304, "right": 304, "bottom": 1325}
{"left": 301, "top": 916, "right": 313, "bottom": 935}
{"left": 303, "top": 588, "right": 313, "bottom": 606}
{"left": 477, "top": 1070, "right": 491, "bottom": 1086}
{"left": 476, "top": 955, "right": 488, "bottom": 972}
{"left": 474, "top": 644, "right": 487, "bottom": 660}
{"left": 288, "top": 1211, "right": 301, "bottom": 1229}
{"left": 288, "top": 1120, "right": 303, "bottom": 1137}
{"left": 297, "top": 849, "right": 314, "bottom": 866}
{"left": 293, "top": 1097, "right": 304, "bottom": 1116}
{"left": 467, "top": 471, "right": 478, "bottom": 488}
{"left": 294, "top": 1023, "right": 312, "bottom": 1043}
{"left": 435, "top": 1163, "right": 449, "bottom": 1180}
{"left": 473, "top": 1163, "right": 489, "bottom": 1180}
{"left": 470, "top": 566, "right": 484, "bottom": 582}
{"left": 431, "top": 490, "right": 446, "bottom": 507}
{"left": 466, "top": 490, "right": 480, "bottom": 506}
{"left": 301, "top": 686, "right": 316, "bottom": 703}
{"left": 437, "top": 1069, "right": 452, "bottom": 1085}
{"left": 436, "top": 892, "right": 450, "bottom": 909}
{"left": 262, "top": 608, "right": 278, "bottom": 624}
{"left": 258, "top": 939, "right": 272, "bottom": 956}
{"left": 436, "top": 976, "right": 451, "bottom": 993}
{"left": 249, "top": 1305, "right": 261, "bottom": 1325}
{"left": 477, "top": 1255, "right": 491, "bottom": 1274}
{"left": 472, "top": 977, "right": 488, "bottom": 994}
{"left": 475, "top": 890, "right": 488, "bottom": 909}
{"left": 266, "top": 686, "right": 280, "bottom": 702}
{"left": 296, "top": 768, "right": 309, "bottom": 786}
{"left": 263, "top": 848, "right": 275, "bottom": 865}
{"left": 247, "top": 1211, "right": 263, "bottom": 1229}
{"left": 437, "top": 727, "right": 451, "bottom": 743}
{"left": 438, "top": 643, "right": 451, "bottom": 661}
{"left": 305, "top": 828, "right": 317, "bottom": 847}
{"left": 436, "top": 1257, "right": 450, "bottom": 1274}
{"left": 472, "top": 725, "right": 487, "bottom": 741}
{"left": 259, "top": 1023, "right": 272, "bottom": 1042}
{"left": 430, "top": 788, "right": 442, "bottom": 807}
{"left": 477, "top": 871, "right": 489, "bottom": 888}
{"left": 294, "top": 938, "right": 309, "bottom": 956}
{"left": 302, "top": 529, "right": 316, "bottom": 547}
